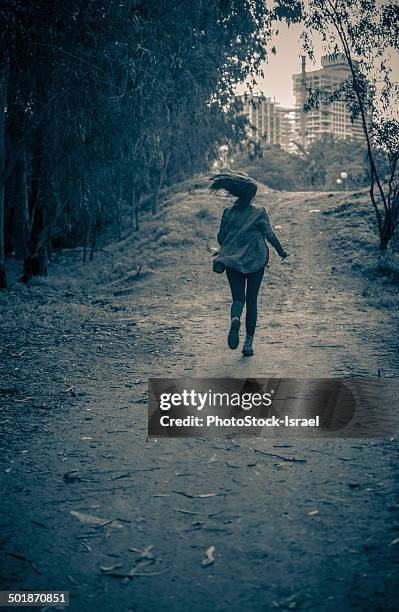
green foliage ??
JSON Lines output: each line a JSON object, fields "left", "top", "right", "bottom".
{"left": 304, "top": 138, "right": 391, "bottom": 190}
{"left": 273, "top": 0, "right": 303, "bottom": 23}
{"left": 233, "top": 148, "right": 307, "bottom": 191}
{"left": 235, "top": 137, "right": 391, "bottom": 192}
{"left": 0, "top": 0, "right": 279, "bottom": 279}
{"left": 300, "top": 0, "right": 399, "bottom": 250}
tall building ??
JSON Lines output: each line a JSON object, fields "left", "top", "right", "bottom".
{"left": 243, "top": 96, "right": 296, "bottom": 152}
{"left": 244, "top": 96, "right": 280, "bottom": 146}
{"left": 293, "top": 53, "right": 364, "bottom": 150}
{"left": 277, "top": 107, "right": 297, "bottom": 154}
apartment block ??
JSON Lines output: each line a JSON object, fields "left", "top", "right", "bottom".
{"left": 293, "top": 53, "right": 364, "bottom": 149}
{"left": 243, "top": 96, "right": 296, "bottom": 152}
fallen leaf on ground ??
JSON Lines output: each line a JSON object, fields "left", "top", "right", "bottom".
{"left": 70, "top": 511, "right": 123, "bottom": 528}
{"left": 173, "top": 491, "right": 230, "bottom": 499}
{"left": 201, "top": 546, "right": 215, "bottom": 567}
{"left": 101, "top": 559, "right": 171, "bottom": 580}
{"left": 389, "top": 537, "right": 399, "bottom": 546}
{"left": 254, "top": 449, "right": 307, "bottom": 463}
{"left": 101, "top": 563, "right": 124, "bottom": 572}
{"left": 127, "top": 568, "right": 170, "bottom": 578}
{"left": 130, "top": 545, "right": 154, "bottom": 559}
{"left": 206, "top": 455, "right": 218, "bottom": 463}
{"left": 31, "top": 519, "right": 47, "bottom": 528}
{"left": 111, "top": 473, "right": 132, "bottom": 481}
{"left": 103, "top": 562, "right": 170, "bottom": 580}
{"left": 308, "top": 510, "right": 319, "bottom": 516}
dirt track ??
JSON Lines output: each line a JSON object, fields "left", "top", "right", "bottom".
{"left": 1, "top": 186, "right": 398, "bottom": 611}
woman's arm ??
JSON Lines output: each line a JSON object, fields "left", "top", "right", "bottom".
{"left": 260, "top": 208, "right": 287, "bottom": 258}
{"left": 217, "top": 208, "right": 230, "bottom": 246}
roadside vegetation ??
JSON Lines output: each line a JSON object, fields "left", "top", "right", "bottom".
{"left": 0, "top": 0, "right": 397, "bottom": 288}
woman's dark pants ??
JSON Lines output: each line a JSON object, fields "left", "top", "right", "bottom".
{"left": 226, "top": 266, "right": 265, "bottom": 336}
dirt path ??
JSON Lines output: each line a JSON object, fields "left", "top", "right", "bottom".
{"left": 1, "top": 187, "right": 398, "bottom": 612}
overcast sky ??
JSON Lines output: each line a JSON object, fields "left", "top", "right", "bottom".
{"left": 255, "top": 22, "right": 319, "bottom": 108}
{"left": 252, "top": 21, "right": 399, "bottom": 110}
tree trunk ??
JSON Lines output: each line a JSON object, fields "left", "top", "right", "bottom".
{"left": 117, "top": 181, "right": 123, "bottom": 240}
{"left": 89, "top": 203, "right": 100, "bottom": 262}
{"left": 135, "top": 193, "right": 140, "bottom": 232}
{"left": 83, "top": 210, "right": 89, "bottom": 263}
{"left": 129, "top": 183, "right": 135, "bottom": 227}
{"left": 380, "top": 211, "right": 396, "bottom": 251}
{"left": 19, "top": 148, "right": 29, "bottom": 257}
{"left": 0, "top": 76, "right": 7, "bottom": 288}
{"left": 5, "top": 146, "right": 29, "bottom": 258}
{"left": 21, "top": 138, "right": 48, "bottom": 282}
{"left": 152, "top": 151, "right": 170, "bottom": 215}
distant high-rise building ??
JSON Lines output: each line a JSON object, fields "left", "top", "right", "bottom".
{"left": 293, "top": 53, "right": 364, "bottom": 150}
{"left": 244, "top": 96, "right": 280, "bottom": 146}
{"left": 277, "top": 107, "right": 297, "bottom": 154}
{"left": 243, "top": 96, "right": 295, "bottom": 152}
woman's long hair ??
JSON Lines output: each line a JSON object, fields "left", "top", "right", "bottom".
{"left": 209, "top": 172, "right": 257, "bottom": 206}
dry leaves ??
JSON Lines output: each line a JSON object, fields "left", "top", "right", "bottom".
{"left": 201, "top": 546, "right": 215, "bottom": 567}
{"left": 130, "top": 545, "right": 154, "bottom": 559}
{"left": 70, "top": 511, "right": 124, "bottom": 529}
{"left": 173, "top": 490, "right": 230, "bottom": 499}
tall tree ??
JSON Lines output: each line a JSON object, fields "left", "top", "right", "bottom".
{"left": 301, "top": 0, "right": 399, "bottom": 250}
{"left": 1, "top": 0, "right": 280, "bottom": 284}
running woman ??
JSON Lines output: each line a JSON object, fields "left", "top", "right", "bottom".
{"left": 210, "top": 173, "right": 288, "bottom": 356}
